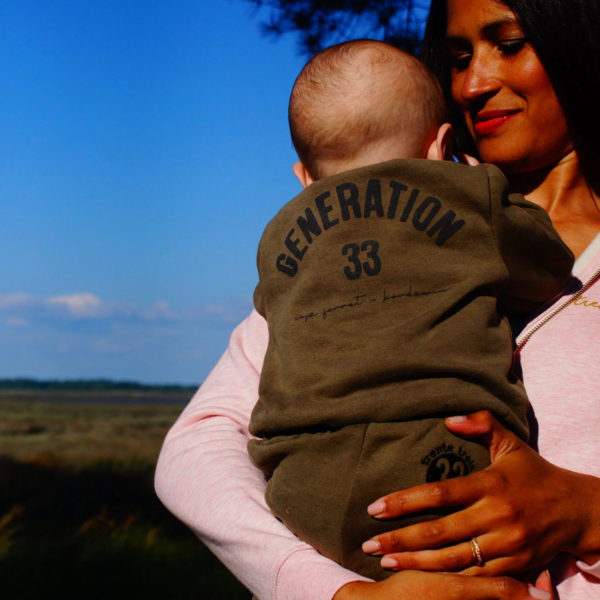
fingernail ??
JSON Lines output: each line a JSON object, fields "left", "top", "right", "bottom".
{"left": 446, "top": 415, "right": 467, "bottom": 423}
{"left": 537, "top": 570, "right": 551, "bottom": 586}
{"left": 367, "top": 500, "right": 386, "bottom": 516}
{"left": 362, "top": 540, "right": 381, "bottom": 554}
{"left": 380, "top": 556, "right": 398, "bottom": 569}
{"left": 528, "top": 585, "right": 551, "bottom": 600}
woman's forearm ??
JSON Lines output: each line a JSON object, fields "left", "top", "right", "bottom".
{"left": 153, "top": 311, "right": 565, "bottom": 599}
{"left": 154, "top": 310, "right": 367, "bottom": 599}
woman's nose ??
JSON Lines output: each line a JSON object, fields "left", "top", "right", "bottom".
{"left": 460, "top": 53, "right": 501, "bottom": 102}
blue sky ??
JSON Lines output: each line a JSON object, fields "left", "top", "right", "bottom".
{"left": 1, "top": 0, "right": 428, "bottom": 385}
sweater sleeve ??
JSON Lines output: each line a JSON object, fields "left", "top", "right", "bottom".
{"left": 154, "top": 309, "right": 369, "bottom": 600}
{"left": 486, "top": 164, "right": 575, "bottom": 313}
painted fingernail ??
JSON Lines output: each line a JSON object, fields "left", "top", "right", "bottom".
{"left": 446, "top": 415, "right": 467, "bottom": 423}
{"left": 367, "top": 500, "right": 386, "bottom": 516}
{"left": 380, "top": 556, "right": 398, "bottom": 569}
{"left": 362, "top": 540, "right": 381, "bottom": 554}
{"left": 528, "top": 585, "right": 551, "bottom": 600}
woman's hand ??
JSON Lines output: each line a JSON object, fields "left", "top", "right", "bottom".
{"left": 333, "top": 570, "right": 554, "bottom": 600}
{"left": 361, "top": 411, "right": 600, "bottom": 576}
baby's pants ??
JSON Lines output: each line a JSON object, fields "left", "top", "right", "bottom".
{"left": 261, "top": 418, "right": 490, "bottom": 580}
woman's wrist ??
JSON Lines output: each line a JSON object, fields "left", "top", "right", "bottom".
{"left": 332, "top": 581, "right": 373, "bottom": 600}
{"left": 570, "top": 471, "right": 600, "bottom": 565}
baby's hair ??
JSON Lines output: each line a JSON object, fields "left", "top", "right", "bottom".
{"left": 289, "top": 39, "right": 446, "bottom": 180}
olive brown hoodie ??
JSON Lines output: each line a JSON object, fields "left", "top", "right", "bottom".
{"left": 248, "top": 159, "right": 574, "bottom": 579}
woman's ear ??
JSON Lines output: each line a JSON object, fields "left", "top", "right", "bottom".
{"left": 292, "top": 162, "right": 315, "bottom": 188}
{"left": 426, "top": 123, "right": 454, "bottom": 161}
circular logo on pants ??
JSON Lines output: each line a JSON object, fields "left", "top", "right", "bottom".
{"left": 426, "top": 453, "right": 470, "bottom": 482}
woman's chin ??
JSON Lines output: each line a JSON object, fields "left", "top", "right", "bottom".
{"left": 474, "top": 132, "right": 576, "bottom": 175}
{"left": 477, "top": 147, "right": 573, "bottom": 176}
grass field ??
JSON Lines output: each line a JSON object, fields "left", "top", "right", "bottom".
{"left": 0, "top": 390, "right": 250, "bottom": 599}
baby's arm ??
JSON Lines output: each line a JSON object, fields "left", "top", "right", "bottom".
{"left": 486, "top": 164, "right": 575, "bottom": 312}
{"left": 154, "top": 309, "right": 368, "bottom": 600}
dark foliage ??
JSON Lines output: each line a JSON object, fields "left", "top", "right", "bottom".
{"left": 0, "top": 457, "right": 248, "bottom": 599}
{"left": 245, "top": 0, "right": 431, "bottom": 56}
{"left": 0, "top": 378, "right": 197, "bottom": 394}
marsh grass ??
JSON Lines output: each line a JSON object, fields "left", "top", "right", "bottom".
{"left": 0, "top": 394, "right": 249, "bottom": 599}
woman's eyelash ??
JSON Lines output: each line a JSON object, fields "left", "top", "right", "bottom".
{"left": 449, "top": 37, "right": 528, "bottom": 69}
{"left": 450, "top": 52, "right": 471, "bottom": 70}
{"left": 498, "top": 38, "right": 527, "bottom": 55}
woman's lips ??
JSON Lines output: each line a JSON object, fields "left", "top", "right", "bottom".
{"left": 473, "top": 110, "right": 520, "bottom": 135}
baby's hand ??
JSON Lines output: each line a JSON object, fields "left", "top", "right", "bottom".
{"left": 456, "top": 152, "right": 480, "bottom": 166}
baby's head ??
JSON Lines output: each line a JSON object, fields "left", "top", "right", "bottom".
{"left": 289, "top": 39, "right": 450, "bottom": 186}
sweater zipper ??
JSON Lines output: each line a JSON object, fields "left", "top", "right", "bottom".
{"left": 516, "top": 267, "right": 600, "bottom": 352}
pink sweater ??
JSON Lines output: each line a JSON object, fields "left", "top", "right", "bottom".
{"left": 155, "top": 237, "right": 600, "bottom": 600}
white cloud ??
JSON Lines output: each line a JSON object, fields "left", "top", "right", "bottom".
{"left": 141, "top": 300, "right": 177, "bottom": 321}
{"left": 0, "top": 292, "right": 252, "bottom": 382}
{"left": 45, "top": 293, "right": 104, "bottom": 318}
{"left": 200, "top": 298, "right": 253, "bottom": 323}
{"left": 0, "top": 291, "right": 251, "bottom": 330}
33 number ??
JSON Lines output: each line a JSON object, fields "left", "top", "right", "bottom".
{"left": 341, "top": 240, "right": 381, "bottom": 280}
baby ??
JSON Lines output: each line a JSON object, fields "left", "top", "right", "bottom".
{"left": 248, "top": 39, "right": 573, "bottom": 580}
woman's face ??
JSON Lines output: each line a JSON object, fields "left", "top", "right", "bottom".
{"left": 446, "top": 0, "right": 573, "bottom": 173}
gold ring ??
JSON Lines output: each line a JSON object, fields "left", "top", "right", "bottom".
{"left": 470, "top": 537, "right": 484, "bottom": 567}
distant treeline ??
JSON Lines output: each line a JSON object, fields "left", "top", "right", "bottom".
{"left": 0, "top": 378, "right": 199, "bottom": 394}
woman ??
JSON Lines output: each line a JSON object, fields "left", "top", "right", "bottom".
{"left": 155, "top": 0, "right": 600, "bottom": 598}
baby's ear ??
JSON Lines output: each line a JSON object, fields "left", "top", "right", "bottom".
{"left": 292, "top": 162, "right": 315, "bottom": 188}
{"left": 426, "top": 123, "right": 454, "bottom": 161}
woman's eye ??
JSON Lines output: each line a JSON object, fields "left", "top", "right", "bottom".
{"left": 498, "top": 38, "right": 527, "bottom": 56}
{"left": 451, "top": 53, "right": 471, "bottom": 71}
